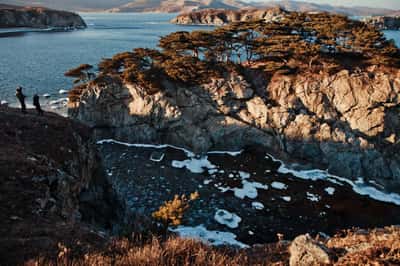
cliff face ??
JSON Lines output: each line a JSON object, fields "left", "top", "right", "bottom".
{"left": 364, "top": 16, "right": 400, "bottom": 30}
{"left": 171, "top": 7, "right": 287, "bottom": 25}
{"left": 68, "top": 67, "right": 400, "bottom": 185}
{"left": 0, "top": 5, "right": 86, "bottom": 28}
{"left": 0, "top": 107, "right": 117, "bottom": 264}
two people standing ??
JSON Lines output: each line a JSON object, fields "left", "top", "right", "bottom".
{"left": 15, "top": 86, "right": 44, "bottom": 115}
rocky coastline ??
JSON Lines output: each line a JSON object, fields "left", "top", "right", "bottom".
{"left": 68, "top": 67, "right": 400, "bottom": 187}
{"left": 171, "top": 7, "right": 287, "bottom": 25}
{"left": 0, "top": 4, "right": 86, "bottom": 29}
{"left": 364, "top": 16, "right": 400, "bottom": 30}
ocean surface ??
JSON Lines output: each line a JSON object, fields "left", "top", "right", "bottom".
{"left": 0, "top": 13, "right": 213, "bottom": 108}
{"left": 0, "top": 13, "right": 398, "bottom": 108}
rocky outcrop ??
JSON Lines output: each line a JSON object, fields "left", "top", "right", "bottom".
{"left": 0, "top": 4, "right": 86, "bottom": 29}
{"left": 364, "top": 16, "right": 400, "bottom": 30}
{"left": 0, "top": 107, "right": 119, "bottom": 264}
{"left": 289, "top": 234, "right": 333, "bottom": 266}
{"left": 171, "top": 7, "right": 287, "bottom": 25}
{"left": 68, "top": 67, "right": 400, "bottom": 185}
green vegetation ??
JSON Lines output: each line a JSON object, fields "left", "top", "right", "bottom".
{"left": 67, "top": 11, "right": 400, "bottom": 100}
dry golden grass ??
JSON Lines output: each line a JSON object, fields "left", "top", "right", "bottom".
{"left": 31, "top": 236, "right": 288, "bottom": 266}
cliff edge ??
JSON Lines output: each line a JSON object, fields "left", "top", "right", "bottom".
{"left": 0, "top": 4, "right": 86, "bottom": 28}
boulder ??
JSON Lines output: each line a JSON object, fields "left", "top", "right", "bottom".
{"left": 289, "top": 234, "right": 333, "bottom": 266}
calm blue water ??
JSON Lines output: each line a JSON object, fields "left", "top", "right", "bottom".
{"left": 0, "top": 13, "right": 213, "bottom": 107}
{"left": 0, "top": 13, "right": 398, "bottom": 107}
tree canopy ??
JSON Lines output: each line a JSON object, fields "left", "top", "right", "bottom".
{"left": 67, "top": 11, "right": 400, "bottom": 99}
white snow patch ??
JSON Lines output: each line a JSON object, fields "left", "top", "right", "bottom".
{"left": 232, "top": 180, "right": 268, "bottom": 199}
{"left": 239, "top": 171, "right": 250, "bottom": 179}
{"left": 282, "top": 196, "right": 291, "bottom": 202}
{"left": 325, "top": 187, "right": 335, "bottom": 195}
{"left": 59, "top": 89, "right": 69, "bottom": 94}
{"left": 170, "top": 225, "right": 248, "bottom": 248}
{"left": 214, "top": 209, "right": 242, "bottom": 229}
{"left": 306, "top": 192, "right": 321, "bottom": 202}
{"left": 269, "top": 154, "right": 400, "bottom": 206}
{"left": 208, "top": 168, "right": 218, "bottom": 175}
{"left": 271, "top": 181, "right": 288, "bottom": 190}
{"left": 172, "top": 157, "right": 216, "bottom": 174}
{"left": 252, "top": 202, "right": 265, "bottom": 210}
{"left": 203, "top": 179, "right": 212, "bottom": 185}
{"left": 207, "top": 150, "right": 243, "bottom": 156}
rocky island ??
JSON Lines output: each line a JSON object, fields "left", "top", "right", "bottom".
{"left": 0, "top": 4, "right": 86, "bottom": 29}
{"left": 171, "top": 7, "right": 287, "bottom": 25}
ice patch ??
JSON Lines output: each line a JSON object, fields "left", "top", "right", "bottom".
{"left": 252, "top": 202, "right": 265, "bottom": 210}
{"left": 208, "top": 169, "right": 218, "bottom": 175}
{"left": 170, "top": 225, "right": 248, "bottom": 248}
{"left": 325, "top": 187, "right": 335, "bottom": 195}
{"left": 214, "top": 209, "right": 242, "bottom": 229}
{"left": 203, "top": 179, "right": 212, "bottom": 185}
{"left": 232, "top": 180, "right": 268, "bottom": 199}
{"left": 271, "top": 181, "right": 288, "bottom": 190}
{"left": 282, "top": 196, "right": 291, "bottom": 202}
{"left": 306, "top": 192, "right": 321, "bottom": 202}
{"left": 239, "top": 171, "right": 250, "bottom": 179}
{"left": 207, "top": 150, "right": 243, "bottom": 156}
{"left": 269, "top": 154, "right": 400, "bottom": 206}
{"left": 172, "top": 157, "right": 216, "bottom": 174}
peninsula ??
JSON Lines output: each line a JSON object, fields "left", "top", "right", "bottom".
{"left": 0, "top": 4, "right": 86, "bottom": 29}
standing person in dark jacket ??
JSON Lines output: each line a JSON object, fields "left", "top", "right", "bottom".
{"left": 15, "top": 86, "right": 26, "bottom": 114}
{"left": 33, "top": 94, "right": 44, "bottom": 115}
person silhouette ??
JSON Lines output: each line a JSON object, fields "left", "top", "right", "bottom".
{"left": 15, "top": 86, "right": 27, "bottom": 114}
{"left": 33, "top": 94, "right": 44, "bottom": 116}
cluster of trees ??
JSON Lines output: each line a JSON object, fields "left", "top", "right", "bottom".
{"left": 66, "top": 11, "right": 400, "bottom": 96}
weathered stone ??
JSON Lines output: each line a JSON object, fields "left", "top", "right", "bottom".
{"left": 68, "top": 67, "right": 400, "bottom": 184}
{"left": 289, "top": 234, "right": 332, "bottom": 266}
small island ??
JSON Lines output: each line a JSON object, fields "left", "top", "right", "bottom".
{"left": 0, "top": 4, "right": 86, "bottom": 29}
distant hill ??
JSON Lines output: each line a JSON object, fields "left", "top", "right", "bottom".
{"left": 107, "top": 0, "right": 250, "bottom": 13}
{"left": 1, "top": 0, "right": 398, "bottom": 15}
{"left": 255, "top": 0, "right": 396, "bottom": 16}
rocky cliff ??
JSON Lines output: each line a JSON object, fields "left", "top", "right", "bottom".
{"left": 171, "top": 7, "right": 287, "bottom": 25}
{"left": 0, "top": 4, "right": 86, "bottom": 28}
{"left": 0, "top": 107, "right": 118, "bottom": 264}
{"left": 68, "top": 66, "right": 400, "bottom": 185}
{"left": 364, "top": 16, "right": 400, "bottom": 30}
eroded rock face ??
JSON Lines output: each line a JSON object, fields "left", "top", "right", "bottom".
{"left": 0, "top": 5, "right": 86, "bottom": 28}
{"left": 68, "top": 67, "right": 400, "bottom": 184}
{"left": 171, "top": 7, "right": 287, "bottom": 25}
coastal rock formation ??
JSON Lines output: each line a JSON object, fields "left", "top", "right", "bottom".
{"left": 0, "top": 4, "right": 86, "bottom": 28}
{"left": 171, "top": 7, "right": 287, "bottom": 25}
{"left": 0, "top": 107, "right": 117, "bottom": 264}
{"left": 68, "top": 66, "right": 400, "bottom": 184}
{"left": 364, "top": 16, "right": 400, "bottom": 30}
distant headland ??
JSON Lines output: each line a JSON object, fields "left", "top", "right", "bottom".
{"left": 0, "top": 4, "right": 86, "bottom": 29}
